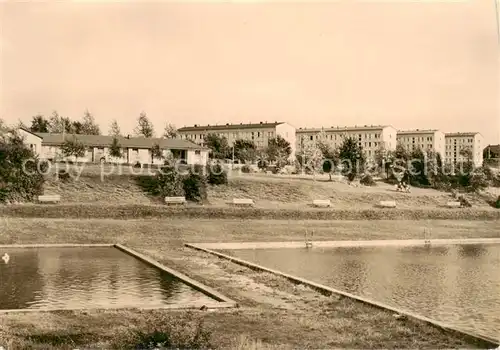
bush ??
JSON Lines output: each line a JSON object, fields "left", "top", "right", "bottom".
{"left": 207, "top": 163, "right": 228, "bottom": 185}
{"left": 0, "top": 133, "right": 47, "bottom": 203}
{"left": 360, "top": 174, "right": 376, "bottom": 186}
{"left": 241, "top": 165, "right": 251, "bottom": 173}
{"left": 57, "top": 170, "right": 71, "bottom": 182}
{"left": 115, "top": 312, "right": 212, "bottom": 349}
{"left": 135, "top": 166, "right": 185, "bottom": 198}
{"left": 468, "top": 170, "right": 488, "bottom": 193}
{"left": 134, "top": 161, "right": 141, "bottom": 168}
{"left": 495, "top": 196, "right": 500, "bottom": 209}
{"left": 458, "top": 195, "right": 472, "bottom": 208}
{"left": 183, "top": 165, "right": 207, "bottom": 202}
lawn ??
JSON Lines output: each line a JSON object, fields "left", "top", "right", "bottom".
{"left": 0, "top": 218, "right": 498, "bottom": 349}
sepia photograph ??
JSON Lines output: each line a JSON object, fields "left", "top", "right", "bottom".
{"left": 0, "top": 0, "right": 499, "bottom": 349}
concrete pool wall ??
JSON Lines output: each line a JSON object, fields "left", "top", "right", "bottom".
{"left": 186, "top": 240, "right": 500, "bottom": 348}
{"left": 190, "top": 237, "right": 500, "bottom": 250}
{"left": 0, "top": 243, "right": 237, "bottom": 313}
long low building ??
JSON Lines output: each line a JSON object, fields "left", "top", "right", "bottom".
{"left": 17, "top": 128, "right": 209, "bottom": 165}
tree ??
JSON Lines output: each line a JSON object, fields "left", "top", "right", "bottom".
{"left": 233, "top": 139, "right": 257, "bottom": 163}
{"left": 109, "top": 137, "right": 122, "bottom": 159}
{"left": 0, "top": 132, "right": 46, "bottom": 203}
{"left": 296, "top": 140, "right": 323, "bottom": 174}
{"left": 80, "top": 109, "right": 101, "bottom": 135}
{"left": 151, "top": 143, "right": 163, "bottom": 162}
{"left": 60, "top": 135, "right": 86, "bottom": 159}
{"left": 204, "top": 133, "right": 230, "bottom": 160}
{"left": 163, "top": 123, "right": 178, "bottom": 139}
{"left": 134, "top": 112, "right": 154, "bottom": 138}
{"left": 109, "top": 119, "right": 121, "bottom": 136}
{"left": 337, "top": 136, "right": 365, "bottom": 182}
{"left": 374, "top": 143, "right": 394, "bottom": 178}
{"left": 71, "top": 121, "right": 83, "bottom": 134}
{"left": 48, "top": 111, "right": 73, "bottom": 133}
{"left": 266, "top": 135, "right": 292, "bottom": 168}
{"left": 30, "top": 114, "right": 50, "bottom": 133}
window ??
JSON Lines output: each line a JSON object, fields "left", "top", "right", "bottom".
{"left": 195, "top": 150, "right": 201, "bottom": 155}
{"left": 310, "top": 136, "right": 313, "bottom": 141}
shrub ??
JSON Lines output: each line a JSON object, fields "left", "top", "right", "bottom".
{"left": 0, "top": 133, "right": 47, "bottom": 203}
{"left": 115, "top": 312, "right": 212, "bottom": 349}
{"left": 134, "top": 161, "right": 141, "bottom": 168}
{"left": 156, "top": 166, "right": 185, "bottom": 197}
{"left": 183, "top": 165, "right": 207, "bottom": 202}
{"left": 207, "top": 163, "right": 228, "bottom": 185}
{"left": 241, "top": 165, "right": 251, "bottom": 173}
{"left": 495, "top": 196, "right": 500, "bottom": 209}
{"left": 346, "top": 172, "right": 356, "bottom": 182}
{"left": 57, "top": 170, "right": 71, "bottom": 182}
{"left": 468, "top": 170, "right": 488, "bottom": 193}
{"left": 360, "top": 174, "right": 376, "bottom": 186}
{"left": 135, "top": 167, "right": 184, "bottom": 198}
{"left": 458, "top": 195, "right": 472, "bottom": 208}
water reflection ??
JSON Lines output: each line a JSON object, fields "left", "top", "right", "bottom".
{"left": 0, "top": 247, "right": 214, "bottom": 310}
{"left": 228, "top": 243, "right": 500, "bottom": 338}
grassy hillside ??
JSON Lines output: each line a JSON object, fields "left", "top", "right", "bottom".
{"left": 40, "top": 172, "right": 495, "bottom": 210}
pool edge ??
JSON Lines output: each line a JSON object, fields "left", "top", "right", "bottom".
{"left": 185, "top": 242, "right": 499, "bottom": 348}
{"left": 114, "top": 244, "right": 237, "bottom": 308}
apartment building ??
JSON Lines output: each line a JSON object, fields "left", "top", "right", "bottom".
{"left": 444, "top": 132, "right": 484, "bottom": 167}
{"left": 396, "top": 129, "right": 445, "bottom": 157}
{"left": 295, "top": 125, "right": 397, "bottom": 159}
{"left": 177, "top": 122, "right": 297, "bottom": 160}
{"left": 17, "top": 128, "right": 209, "bottom": 165}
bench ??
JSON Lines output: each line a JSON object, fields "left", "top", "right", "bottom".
{"left": 232, "top": 198, "right": 255, "bottom": 207}
{"left": 38, "top": 195, "right": 61, "bottom": 204}
{"left": 165, "top": 196, "right": 186, "bottom": 205}
{"left": 378, "top": 200, "right": 396, "bottom": 208}
{"left": 312, "top": 199, "right": 331, "bottom": 208}
{"left": 446, "top": 201, "right": 461, "bottom": 208}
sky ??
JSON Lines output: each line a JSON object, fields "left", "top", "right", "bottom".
{"left": 1, "top": 0, "right": 499, "bottom": 144}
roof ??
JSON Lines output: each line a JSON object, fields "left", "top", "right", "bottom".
{"left": 296, "top": 125, "right": 392, "bottom": 133}
{"left": 18, "top": 127, "right": 43, "bottom": 139}
{"left": 33, "top": 132, "right": 207, "bottom": 150}
{"left": 397, "top": 129, "right": 441, "bottom": 135}
{"left": 178, "top": 122, "right": 285, "bottom": 132}
{"left": 445, "top": 132, "right": 482, "bottom": 137}
{"left": 484, "top": 144, "right": 500, "bottom": 153}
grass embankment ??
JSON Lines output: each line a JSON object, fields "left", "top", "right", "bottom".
{"left": 4, "top": 172, "right": 491, "bottom": 221}
{"left": 2, "top": 203, "right": 500, "bottom": 221}
{"left": 0, "top": 218, "right": 499, "bottom": 349}
{"left": 43, "top": 171, "right": 493, "bottom": 208}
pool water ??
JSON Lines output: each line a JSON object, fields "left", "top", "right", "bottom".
{"left": 223, "top": 243, "right": 500, "bottom": 339}
{"left": 0, "top": 247, "right": 215, "bottom": 310}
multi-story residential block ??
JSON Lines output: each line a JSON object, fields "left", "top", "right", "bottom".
{"left": 17, "top": 128, "right": 209, "bottom": 165}
{"left": 444, "top": 132, "right": 484, "bottom": 167}
{"left": 177, "top": 122, "right": 296, "bottom": 160}
{"left": 295, "top": 125, "right": 397, "bottom": 159}
{"left": 396, "top": 129, "right": 445, "bottom": 157}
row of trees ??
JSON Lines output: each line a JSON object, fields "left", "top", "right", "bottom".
{"left": 23, "top": 111, "right": 178, "bottom": 139}
{"left": 203, "top": 133, "right": 292, "bottom": 166}
{"left": 299, "top": 132, "right": 495, "bottom": 192}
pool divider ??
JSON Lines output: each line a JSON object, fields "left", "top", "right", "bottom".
{"left": 114, "top": 244, "right": 237, "bottom": 308}
{"left": 0, "top": 243, "right": 237, "bottom": 313}
{"left": 185, "top": 242, "right": 500, "bottom": 348}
